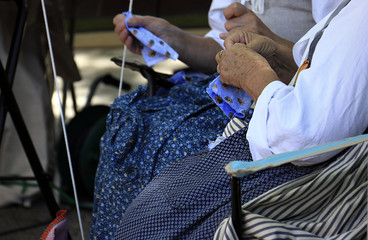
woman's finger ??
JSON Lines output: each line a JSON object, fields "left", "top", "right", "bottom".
{"left": 215, "top": 50, "right": 225, "bottom": 63}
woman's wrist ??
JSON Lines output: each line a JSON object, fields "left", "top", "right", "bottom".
{"left": 241, "top": 67, "right": 278, "bottom": 102}
{"left": 271, "top": 32, "right": 295, "bottom": 49}
{"left": 172, "top": 30, "right": 222, "bottom": 73}
{"left": 273, "top": 42, "right": 298, "bottom": 84}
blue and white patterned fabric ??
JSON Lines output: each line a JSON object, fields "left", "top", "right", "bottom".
{"left": 113, "top": 126, "right": 321, "bottom": 240}
{"left": 206, "top": 76, "right": 253, "bottom": 119}
{"left": 123, "top": 11, "right": 179, "bottom": 66}
{"left": 90, "top": 74, "right": 229, "bottom": 239}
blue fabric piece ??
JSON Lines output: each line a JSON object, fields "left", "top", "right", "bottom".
{"left": 123, "top": 11, "right": 179, "bottom": 66}
{"left": 90, "top": 74, "right": 228, "bottom": 239}
{"left": 153, "top": 70, "right": 187, "bottom": 96}
{"left": 168, "top": 70, "right": 187, "bottom": 85}
{"left": 155, "top": 69, "right": 210, "bottom": 96}
{"left": 206, "top": 76, "right": 253, "bottom": 118}
{"left": 168, "top": 69, "right": 209, "bottom": 85}
{"left": 113, "top": 127, "right": 321, "bottom": 240}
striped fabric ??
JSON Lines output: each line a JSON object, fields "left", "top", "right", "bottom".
{"left": 222, "top": 117, "right": 249, "bottom": 138}
{"left": 214, "top": 141, "right": 368, "bottom": 240}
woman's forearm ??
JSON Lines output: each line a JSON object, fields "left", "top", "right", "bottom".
{"left": 167, "top": 27, "right": 223, "bottom": 74}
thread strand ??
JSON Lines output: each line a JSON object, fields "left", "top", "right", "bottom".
{"left": 40, "top": 1, "right": 85, "bottom": 239}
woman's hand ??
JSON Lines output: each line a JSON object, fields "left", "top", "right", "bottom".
{"left": 113, "top": 12, "right": 222, "bottom": 74}
{"left": 222, "top": 3, "right": 273, "bottom": 39}
{"left": 113, "top": 13, "right": 177, "bottom": 55}
{"left": 223, "top": 30, "right": 278, "bottom": 64}
{"left": 220, "top": 30, "right": 298, "bottom": 86}
{"left": 216, "top": 41, "right": 278, "bottom": 102}
{"left": 220, "top": 2, "right": 294, "bottom": 49}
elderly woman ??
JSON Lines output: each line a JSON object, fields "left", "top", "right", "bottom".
{"left": 110, "top": 0, "right": 368, "bottom": 239}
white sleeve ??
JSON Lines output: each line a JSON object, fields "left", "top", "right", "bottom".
{"left": 204, "top": 0, "right": 246, "bottom": 48}
{"left": 204, "top": 0, "right": 315, "bottom": 46}
{"left": 247, "top": 0, "right": 368, "bottom": 166}
{"left": 311, "top": 0, "right": 341, "bottom": 22}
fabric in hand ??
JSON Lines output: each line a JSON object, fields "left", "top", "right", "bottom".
{"left": 206, "top": 75, "right": 253, "bottom": 119}
{"left": 123, "top": 11, "right": 179, "bottom": 66}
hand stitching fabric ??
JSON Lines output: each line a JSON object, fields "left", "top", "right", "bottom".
{"left": 206, "top": 76, "right": 253, "bottom": 119}
{"left": 123, "top": 11, "right": 179, "bottom": 66}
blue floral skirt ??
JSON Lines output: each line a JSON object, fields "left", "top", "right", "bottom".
{"left": 90, "top": 75, "right": 229, "bottom": 239}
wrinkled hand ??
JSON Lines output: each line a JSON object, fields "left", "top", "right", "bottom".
{"left": 216, "top": 31, "right": 278, "bottom": 102}
{"left": 113, "top": 13, "right": 175, "bottom": 55}
{"left": 220, "top": 30, "right": 297, "bottom": 86}
{"left": 224, "top": 30, "right": 279, "bottom": 71}
{"left": 220, "top": 2, "right": 293, "bottom": 48}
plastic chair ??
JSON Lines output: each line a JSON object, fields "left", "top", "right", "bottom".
{"left": 111, "top": 56, "right": 175, "bottom": 97}
{"left": 215, "top": 134, "right": 368, "bottom": 239}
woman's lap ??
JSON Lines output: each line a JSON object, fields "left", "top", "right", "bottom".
{"left": 90, "top": 76, "right": 229, "bottom": 239}
{"left": 113, "top": 127, "right": 320, "bottom": 240}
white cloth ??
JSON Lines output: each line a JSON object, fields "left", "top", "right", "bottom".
{"left": 248, "top": 0, "right": 368, "bottom": 166}
{"left": 205, "top": 0, "right": 316, "bottom": 45}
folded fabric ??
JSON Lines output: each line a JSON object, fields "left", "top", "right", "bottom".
{"left": 206, "top": 76, "right": 253, "bottom": 119}
{"left": 208, "top": 136, "right": 226, "bottom": 150}
{"left": 123, "top": 11, "right": 179, "bottom": 66}
{"left": 40, "top": 210, "right": 68, "bottom": 240}
{"left": 208, "top": 116, "right": 253, "bottom": 151}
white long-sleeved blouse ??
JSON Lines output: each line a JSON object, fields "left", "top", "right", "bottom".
{"left": 248, "top": 0, "right": 368, "bottom": 165}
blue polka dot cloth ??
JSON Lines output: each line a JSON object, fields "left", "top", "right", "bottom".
{"left": 206, "top": 76, "right": 253, "bottom": 119}
{"left": 123, "top": 11, "right": 179, "bottom": 66}
{"left": 113, "top": 127, "right": 322, "bottom": 240}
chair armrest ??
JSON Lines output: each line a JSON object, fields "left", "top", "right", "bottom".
{"left": 111, "top": 56, "right": 175, "bottom": 96}
{"left": 225, "top": 133, "right": 368, "bottom": 178}
{"left": 227, "top": 133, "right": 368, "bottom": 239}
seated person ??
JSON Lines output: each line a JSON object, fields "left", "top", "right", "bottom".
{"left": 90, "top": 0, "right": 317, "bottom": 238}
{"left": 112, "top": 0, "right": 368, "bottom": 239}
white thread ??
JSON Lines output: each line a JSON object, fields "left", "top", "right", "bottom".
{"left": 40, "top": 1, "right": 85, "bottom": 239}
{"left": 118, "top": 46, "right": 128, "bottom": 97}
{"left": 118, "top": 0, "right": 134, "bottom": 97}
{"left": 128, "top": 0, "right": 133, "bottom": 12}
